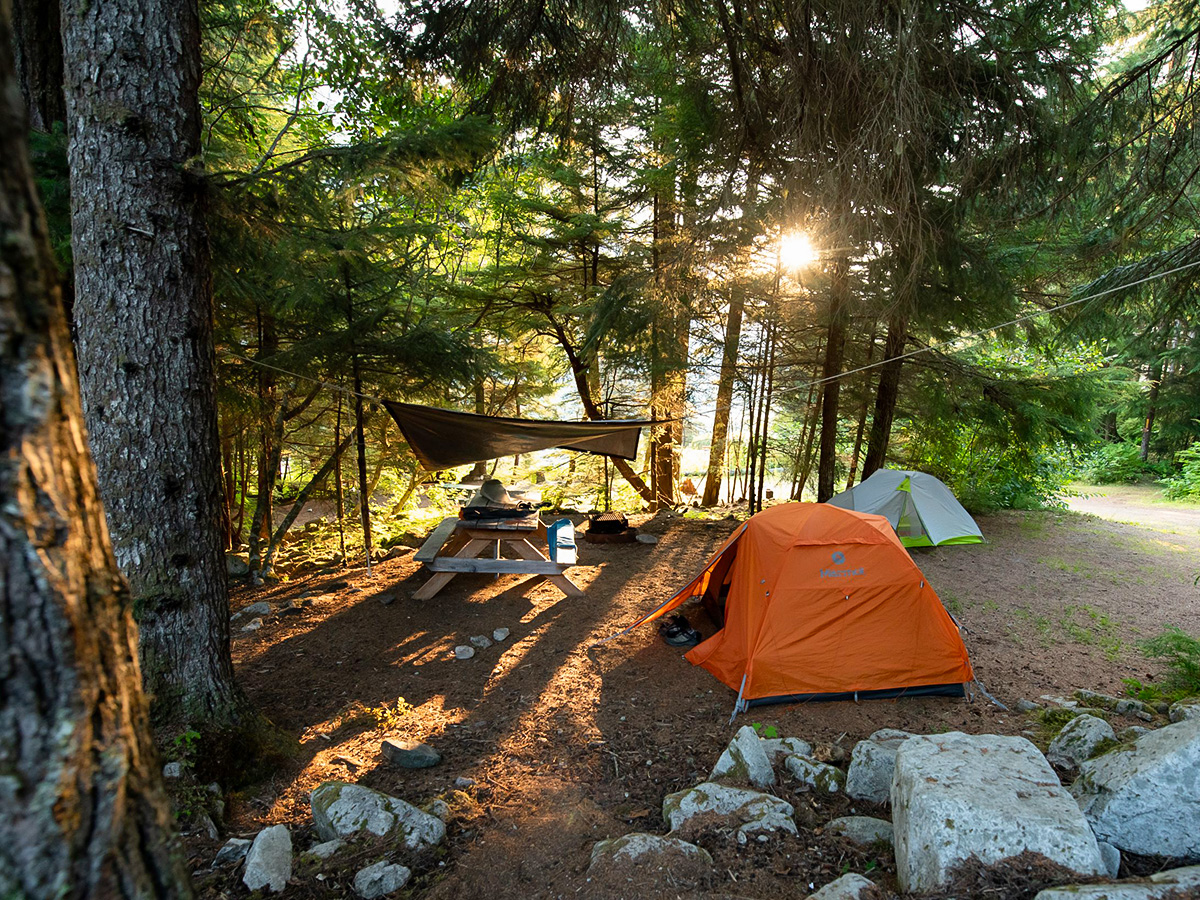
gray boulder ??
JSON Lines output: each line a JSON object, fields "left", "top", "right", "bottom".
{"left": 588, "top": 833, "right": 712, "bottom": 872}
{"left": 1169, "top": 699, "right": 1200, "bottom": 723}
{"left": 1047, "top": 714, "right": 1115, "bottom": 771}
{"left": 785, "top": 755, "right": 845, "bottom": 793}
{"left": 381, "top": 738, "right": 441, "bottom": 769}
{"left": 242, "top": 824, "right": 292, "bottom": 893}
{"left": 213, "top": 837, "right": 251, "bottom": 866}
{"left": 1071, "top": 716, "right": 1200, "bottom": 859}
{"left": 709, "top": 725, "right": 775, "bottom": 788}
{"left": 846, "top": 730, "right": 914, "bottom": 804}
{"left": 353, "top": 860, "right": 411, "bottom": 898}
{"left": 1033, "top": 864, "right": 1200, "bottom": 899}
{"left": 825, "top": 816, "right": 893, "bottom": 846}
{"left": 310, "top": 781, "right": 446, "bottom": 850}
{"left": 492, "top": 627, "right": 510, "bottom": 642}
{"left": 454, "top": 645, "right": 475, "bottom": 660}
{"left": 240, "top": 617, "right": 263, "bottom": 632}
{"left": 469, "top": 634, "right": 492, "bottom": 649}
{"left": 892, "top": 732, "right": 1105, "bottom": 892}
{"left": 807, "top": 873, "right": 878, "bottom": 900}
{"left": 662, "top": 781, "right": 796, "bottom": 841}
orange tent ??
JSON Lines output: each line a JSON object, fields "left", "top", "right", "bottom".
{"left": 623, "top": 503, "right": 974, "bottom": 711}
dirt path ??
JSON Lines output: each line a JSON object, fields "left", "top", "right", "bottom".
{"left": 1067, "top": 482, "right": 1200, "bottom": 534}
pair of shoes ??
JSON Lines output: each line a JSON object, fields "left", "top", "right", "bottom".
{"left": 658, "top": 613, "right": 701, "bottom": 648}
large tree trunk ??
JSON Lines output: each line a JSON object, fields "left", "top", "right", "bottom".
{"left": 1139, "top": 355, "right": 1165, "bottom": 461}
{"left": 702, "top": 278, "right": 747, "bottom": 506}
{"left": 0, "top": 18, "right": 191, "bottom": 892}
{"left": 11, "top": 0, "right": 65, "bottom": 132}
{"left": 862, "top": 312, "right": 908, "bottom": 479}
{"left": 817, "top": 256, "right": 850, "bottom": 501}
{"left": 61, "top": 0, "right": 250, "bottom": 730}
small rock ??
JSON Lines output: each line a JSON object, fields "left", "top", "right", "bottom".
{"left": 162, "top": 761, "right": 183, "bottom": 780}
{"left": 761, "top": 736, "right": 814, "bottom": 762}
{"left": 234, "top": 600, "right": 271, "bottom": 620}
{"left": 588, "top": 833, "right": 712, "bottom": 873}
{"left": 1047, "top": 714, "right": 1116, "bottom": 771}
{"left": 1040, "top": 695, "right": 1079, "bottom": 708}
{"left": 469, "top": 634, "right": 492, "bottom": 649}
{"left": 308, "top": 839, "right": 345, "bottom": 860}
{"left": 662, "top": 782, "right": 797, "bottom": 841}
{"left": 492, "top": 627, "right": 510, "bottom": 642}
{"left": 243, "top": 824, "right": 292, "bottom": 893}
{"left": 195, "top": 812, "right": 219, "bottom": 840}
{"left": 1117, "top": 726, "right": 1151, "bottom": 742}
{"left": 825, "top": 816, "right": 894, "bottom": 846}
{"left": 846, "top": 730, "right": 913, "bottom": 804}
{"left": 709, "top": 725, "right": 775, "bottom": 788}
{"left": 454, "top": 776, "right": 476, "bottom": 788}
{"left": 310, "top": 781, "right": 446, "bottom": 850}
{"left": 353, "top": 860, "right": 411, "bottom": 899}
{"left": 1168, "top": 699, "right": 1200, "bottom": 723}
{"left": 1075, "top": 689, "right": 1120, "bottom": 710}
{"left": 1115, "top": 698, "right": 1154, "bottom": 718}
{"left": 454, "top": 645, "right": 475, "bottom": 660}
{"left": 785, "top": 755, "right": 846, "bottom": 793}
{"left": 1016, "top": 698, "right": 1042, "bottom": 713}
{"left": 1097, "top": 840, "right": 1121, "bottom": 878}
{"left": 807, "top": 872, "right": 878, "bottom": 900}
{"left": 226, "top": 553, "right": 251, "bottom": 577}
{"left": 214, "top": 837, "right": 251, "bottom": 866}
{"left": 1033, "top": 863, "right": 1200, "bottom": 899}
{"left": 381, "top": 738, "right": 441, "bottom": 769}
{"left": 426, "top": 799, "right": 451, "bottom": 821}
{"left": 280, "top": 599, "right": 303, "bottom": 616}
{"left": 635, "top": 533, "right": 659, "bottom": 544}
{"left": 241, "top": 617, "right": 263, "bottom": 632}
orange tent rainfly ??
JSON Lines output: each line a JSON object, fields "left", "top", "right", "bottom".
{"left": 620, "top": 503, "right": 974, "bottom": 715}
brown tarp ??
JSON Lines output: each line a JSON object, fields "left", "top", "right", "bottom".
{"left": 383, "top": 401, "right": 652, "bottom": 471}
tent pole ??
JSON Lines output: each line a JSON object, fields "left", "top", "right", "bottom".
{"left": 728, "top": 673, "right": 748, "bottom": 725}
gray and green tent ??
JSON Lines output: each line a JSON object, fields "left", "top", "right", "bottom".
{"left": 827, "top": 469, "right": 983, "bottom": 548}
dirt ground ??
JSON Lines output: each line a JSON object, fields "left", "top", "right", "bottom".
{"left": 193, "top": 506, "right": 1200, "bottom": 899}
{"left": 1066, "top": 482, "right": 1200, "bottom": 535}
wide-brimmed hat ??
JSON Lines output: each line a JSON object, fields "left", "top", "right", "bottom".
{"left": 478, "top": 479, "right": 510, "bottom": 505}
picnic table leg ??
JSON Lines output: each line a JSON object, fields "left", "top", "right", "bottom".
{"left": 508, "top": 539, "right": 585, "bottom": 598}
{"left": 413, "top": 538, "right": 493, "bottom": 600}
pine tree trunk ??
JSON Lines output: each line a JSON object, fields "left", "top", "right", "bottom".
{"left": 61, "top": 0, "right": 249, "bottom": 729}
{"left": 247, "top": 309, "right": 280, "bottom": 579}
{"left": 0, "top": 18, "right": 191, "bottom": 891}
{"left": 1140, "top": 357, "right": 1164, "bottom": 461}
{"left": 12, "top": 0, "right": 65, "bottom": 132}
{"left": 844, "top": 327, "right": 877, "bottom": 489}
{"left": 817, "top": 257, "right": 850, "bottom": 501}
{"left": 863, "top": 312, "right": 908, "bottom": 479}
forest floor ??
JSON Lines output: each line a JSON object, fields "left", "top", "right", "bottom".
{"left": 195, "top": 504, "right": 1200, "bottom": 899}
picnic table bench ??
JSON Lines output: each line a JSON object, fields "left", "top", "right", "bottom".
{"left": 412, "top": 513, "right": 583, "bottom": 600}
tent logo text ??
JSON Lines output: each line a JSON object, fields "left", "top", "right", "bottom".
{"left": 820, "top": 551, "right": 864, "bottom": 578}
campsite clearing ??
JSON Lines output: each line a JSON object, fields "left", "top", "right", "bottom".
{"left": 202, "top": 506, "right": 1200, "bottom": 899}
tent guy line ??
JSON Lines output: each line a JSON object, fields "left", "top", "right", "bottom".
{"left": 221, "top": 253, "right": 1200, "bottom": 419}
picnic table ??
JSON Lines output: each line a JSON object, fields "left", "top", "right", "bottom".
{"left": 411, "top": 512, "right": 584, "bottom": 601}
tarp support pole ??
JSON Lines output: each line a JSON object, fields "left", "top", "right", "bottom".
{"left": 729, "top": 673, "right": 748, "bottom": 725}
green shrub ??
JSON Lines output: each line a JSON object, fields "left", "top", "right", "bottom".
{"left": 1080, "top": 441, "right": 1145, "bottom": 484}
{"left": 1136, "top": 626, "right": 1200, "bottom": 700}
{"left": 1161, "top": 443, "right": 1200, "bottom": 500}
